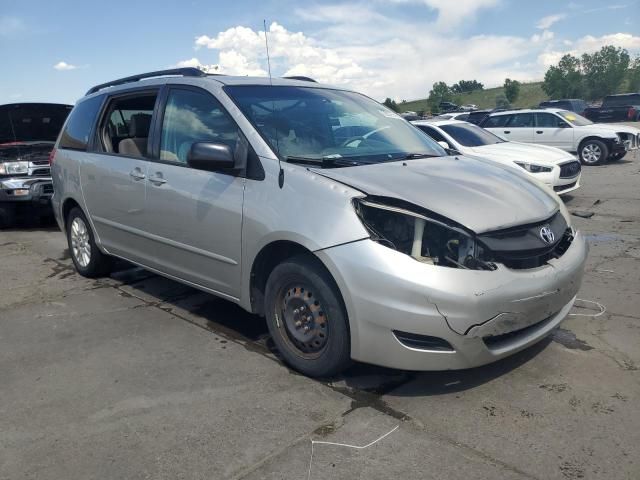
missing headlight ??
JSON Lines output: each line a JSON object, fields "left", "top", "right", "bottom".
{"left": 354, "top": 198, "right": 496, "bottom": 270}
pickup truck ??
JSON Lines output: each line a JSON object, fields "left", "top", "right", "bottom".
{"left": 584, "top": 93, "right": 640, "bottom": 123}
{"left": 0, "top": 103, "right": 72, "bottom": 227}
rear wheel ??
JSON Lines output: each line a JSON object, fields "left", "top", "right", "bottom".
{"left": 264, "top": 255, "right": 351, "bottom": 377}
{"left": 579, "top": 139, "right": 608, "bottom": 166}
{"left": 66, "top": 207, "right": 112, "bottom": 277}
{"left": 0, "top": 204, "right": 16, "bottom": 229}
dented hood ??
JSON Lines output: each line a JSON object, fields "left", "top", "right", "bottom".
{"left": 313, "top": 156, "right": 559, "bottom": 234}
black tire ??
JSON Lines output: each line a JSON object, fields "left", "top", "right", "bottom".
{"left": 579, "top": 139, "right": 608, "bottom": 166}
{"left": 66, "top": 207, "right": 112, "bottom": 277}
{"left": 609, "top": 151, "right": 626, "bottom": 161}
{"left": 0, "top": 204, "right": 16, "bottom": 229}
{"left": 264, "top": 255, "right": 351, "bottom": 377}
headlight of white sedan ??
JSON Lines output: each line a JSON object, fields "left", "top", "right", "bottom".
{"left": 514, "top": 162, "right": 552, "bottom": 173}
{"left": 0, "top": 161, "right": 29, "bottom": 175}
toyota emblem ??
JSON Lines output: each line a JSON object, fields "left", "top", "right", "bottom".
{"left": 540, "top": 225, "right": 555, "bottom": 244}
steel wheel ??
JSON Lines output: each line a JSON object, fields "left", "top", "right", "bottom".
{"left": 278, "top": 284, "right": 328, "bottom": 358}
{"left": 70, "top": 216, "right": 91, "bottom": 267}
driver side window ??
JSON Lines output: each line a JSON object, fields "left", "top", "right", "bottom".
{"left": 160, "top": 89, "right": 239, "bottom": 164}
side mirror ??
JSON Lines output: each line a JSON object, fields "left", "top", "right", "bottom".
{"left": 558, "top": 121, "right": 570, "bottom": 128}
{"left": 187, "top": 142, "right": 235, "bottom": 171}
{"left": 437, "top": 141, "right": 450, "bottom": 150}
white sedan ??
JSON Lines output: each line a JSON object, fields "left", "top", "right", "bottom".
{"left": 412, "top": 119, "right": 581, "bottom": 195}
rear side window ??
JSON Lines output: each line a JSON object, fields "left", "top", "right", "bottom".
{"left": 604, "top": 94, "right": 640, "bottom": 106}
{"left": 483, "top": 115, "right": 509, "bottom": 128}
{"left": 506, "top": 113, "right": 534, "bottom": 127}
{"left": 58, "top": 95, "right": 103, "bottom": 150}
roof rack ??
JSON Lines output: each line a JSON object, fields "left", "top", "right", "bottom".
{"left": 85, "top": 67, "right": 207, "bottom": 95}
{"left": 282, "top": 76, "right": 317, "bottom": 83}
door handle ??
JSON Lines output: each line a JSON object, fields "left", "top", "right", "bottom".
{"left": 148, "top": 174, "right": 167, "bottom": 186}
{"left": 129, "top": 169, "right": 146, "bottom": 180}
{"left": 536, "top": 130, "right": 543, "bottom": 134}
{"left": 503, "top": 130, "right": 511, "bottom": 134}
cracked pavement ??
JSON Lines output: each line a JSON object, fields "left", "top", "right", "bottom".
{"left": 1, "top": 147, "right": 639, "bottom": 479}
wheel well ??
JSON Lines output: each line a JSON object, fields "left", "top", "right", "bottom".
{"left": 249, "top": 241, "right": 319, "bottom": 316}
{"left": 61, "top": 198, "right": 81, "bottom": 229}
{"left": 578, "top": 136, "right": 608, "bottom": 152}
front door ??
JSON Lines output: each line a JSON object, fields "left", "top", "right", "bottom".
{"left": 534, "top": 112, "right": 574, "bottom": 151}
{"left": 142, "top": 86, "right": 245, "bottom": 299}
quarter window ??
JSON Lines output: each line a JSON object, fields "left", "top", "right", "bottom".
{"left": 160, "top": 89, "right": 240, "bottom": 164}
{"left": 59, "top": 95, "right": 103, "bottom": 150}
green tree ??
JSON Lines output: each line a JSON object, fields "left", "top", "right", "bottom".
{"left": 427, "top": 81, "right": 453, "bottom": 113}
{"left": 383, "top": 97, "right": 399, "bottom": 112}
{"left": 451, "top": 80, "right": 484, "bottom": 94}
{"left": 542, "top": 54, "right": 584, "bottom": 99}
{"left": 495, "top": 93, "right": 511, "bottom": 109}
{"left": 581, "top": 45, "right": 630, "bottom": 99}
{"left": 627, "top": 56, "right": 640, "bottom": 93}
{"left": 503, "top": 78, "right": 521, "bottom": 103}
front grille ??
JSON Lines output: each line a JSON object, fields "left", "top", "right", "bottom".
{"left": 559, "top": 161, "right": 581, "bottom": 178}
{"left": 31, "top": 160, "right": 50, "bottom": 166}
{"left": 554, "top": 181, "right": 576, "bottom": 192}
{"left": 477, "top": 213, "right": 574, "bottom": 269}
{"left": 483, "top": 313, "right": 556, "bottom": 350}
{"left": 42, "top": 184, "right": 54, "bottom": 194}
{"left": 617, "top": 132, "right": 638, "bottom": 150}
{"left": 32, "top": 168, "right": 50, "bottom": 177}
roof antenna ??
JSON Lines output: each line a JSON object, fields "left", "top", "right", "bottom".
{"left": 264, "top": 19, "right": 284, "bottom": 189}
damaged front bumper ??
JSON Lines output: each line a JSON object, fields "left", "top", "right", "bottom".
{"left": 316, "top": 230, "right": 588, "bottom": 371}
{"left": 0, "top": 176, "right": 53, "bottom": 205}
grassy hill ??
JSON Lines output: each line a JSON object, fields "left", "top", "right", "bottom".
{"left": 398, "top": 81, "right": 548, "bottom": 114}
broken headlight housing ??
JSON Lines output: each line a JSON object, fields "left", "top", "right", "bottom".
{"left": 353, "top": 197, "right": 496, "bottom": 270}
{"left": 0, "top": 161, "right": 29, "bottom": 175}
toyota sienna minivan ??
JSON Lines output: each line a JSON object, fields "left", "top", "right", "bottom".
{"left": 51, "top": 68, "right": 588, "bottom": 377}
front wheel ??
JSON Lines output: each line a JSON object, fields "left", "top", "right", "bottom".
{"left": 579, "top": 139, "right": 608, "bottom": 166}
{"left": 66, "top": 207, "right": 112, "bottom": 277}
{"left": 264, "top": 255, "right": 351, "bottom": 377}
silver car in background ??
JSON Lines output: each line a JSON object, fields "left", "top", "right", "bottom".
{"left": 51, "top": 69, "right": 588, "bottom": 377}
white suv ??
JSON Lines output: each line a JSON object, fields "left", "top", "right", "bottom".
{"left": 481, "top": 108, "right": 640, "bottom": 165}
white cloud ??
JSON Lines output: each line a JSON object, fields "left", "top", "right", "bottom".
{"left": 536, "top": 13, "right": 566, "bottom": 29}
{"left": 538, "top": 32, "right": 640, "bottom": 68}
{"left": 388, "top": 0, "right": 500, "bottom": 30}
{"left": 53, "top": 61, "right": 77, "bottom": 71}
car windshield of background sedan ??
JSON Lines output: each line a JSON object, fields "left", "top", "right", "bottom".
{"left": 558, "top": 110, "right": 593, "bottom": 126}
{"left": 439, "top": 123, "right": 505, "bottom": 147}
{"left": 225, "top": 85, "right": 446, "bottom": 167}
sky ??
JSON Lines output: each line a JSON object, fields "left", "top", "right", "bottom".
{"left": 0, "top": 0, "right": 638, "bottom": 105}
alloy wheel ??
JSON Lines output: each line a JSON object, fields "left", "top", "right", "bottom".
{"left": 70, "top": 217, "right": 91, "bottom": 267}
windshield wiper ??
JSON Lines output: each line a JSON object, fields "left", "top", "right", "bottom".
{"left": 284, "top": 155, "right": 365, "bottom": 168}
{"left": 396, "top": 153, "right": 442, "bottom": 160}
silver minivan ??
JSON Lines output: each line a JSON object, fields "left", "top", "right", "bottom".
{"left": 51, "top": 68, "right": 588, "bottom": 377}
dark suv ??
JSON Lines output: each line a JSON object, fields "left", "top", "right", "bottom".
{"left": 539, "top": 99, "right": 587, "bottom": 116}
{"left": 0, "top": 103, "right": 72, "bottom": 227}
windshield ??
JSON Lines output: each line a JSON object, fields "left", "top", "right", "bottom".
{"left": 440, "top": 123, "right": 505, "bottom": 147}
{"left": 225, "top": 85, "right": 446, "bottom": 166}
{"left": 558, "top": 110, "right": 593, "bottom": 126}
